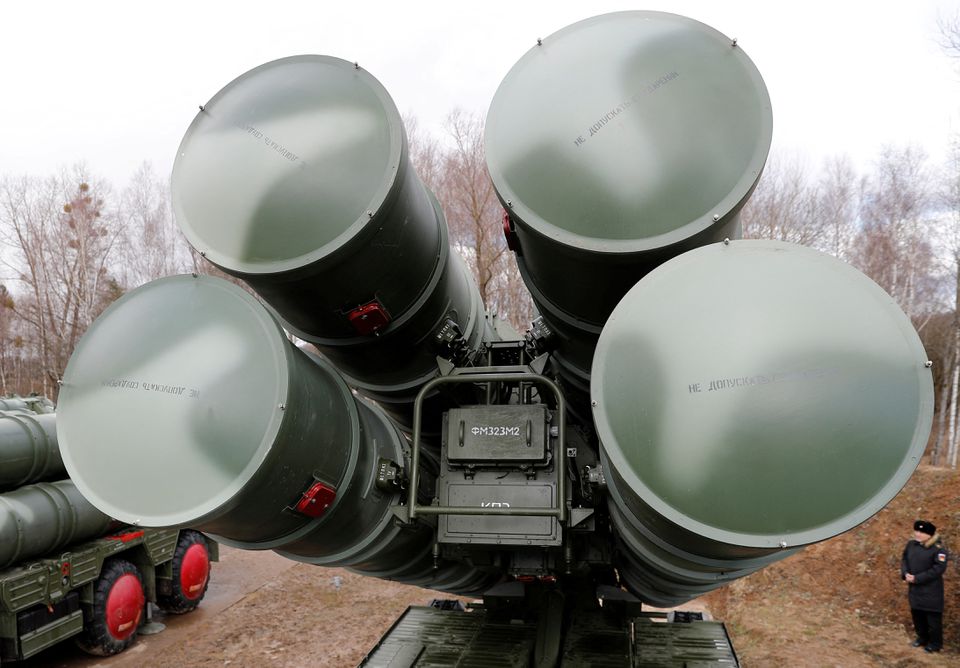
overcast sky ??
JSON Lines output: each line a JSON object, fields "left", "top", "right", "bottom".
{"left": 3, "top": 1, "right": 960, "bottom": 188}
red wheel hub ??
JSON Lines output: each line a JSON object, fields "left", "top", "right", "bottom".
{"left": 106, "top": 573, "right": 144, "bottom": 640}
{"left": 180, "top": 543, "right": 210, "bottom": 600}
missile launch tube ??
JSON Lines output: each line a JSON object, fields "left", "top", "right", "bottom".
{"left": 0, "top": 412, "right": 64, "bottom": 490}
{"left": 485, "top": 11, "right": 771, "bottom": 388}
{"left": 57, "top": 275, "right": 493, "bottom": 595}
{"left": 0, "top": 480, "right": 114, "bottom": 568}
{"left": 0, "top": 396, "right": 53, "bottom": 415}
{"left": 592, "top": 240, "right": 934, "bottom": 605}
{"left": 171, "top": 56, "right": 489, "bottom": 408}
{"left": 0, "top": 398, "right": 30, "bottom": 412}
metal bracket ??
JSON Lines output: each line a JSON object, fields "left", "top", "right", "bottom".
{"left": 435, "top": 356, "right": 456, "bottom": 377}
{"left": 568, "top": 507, "right": 594, "bottom": 528}
{"left": 406, "top": 369, "right": 568, "bottom": 524}
{"left": 390, "top": 504, "right": 410, "bottom": 523}
{"left": 586, "top": 465, "right": 606, "bottom": 488}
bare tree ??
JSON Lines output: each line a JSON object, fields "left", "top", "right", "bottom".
{"left": 0, "top": 167, "right": 123, "bottom": 397}
{"left": 938, "top": 11, "right": 960, "bottom": 58}
{"left": 408, "top": 110, "right": 534, "bottom": 332}
{"left": 405, "top": 115, "right": 443, "bottom": 193}
{"left": 816, "top": 155, "right": 861, "bottom": 261}
{"left": 741, "top": 151, "right": 861, "bottom": 259}
{"left": 933, "top": 6, "right": 960, "bottom": 468}
{"left": 0, "top": 284, "right": 12, "bottom": 391}
{"left": 931, "top": 140, "right": 960, "bottom": 467}
{"left": 851, "top": 146, "right": 937, "bottom": 322}
{"left": 741, "top": 152, "right": 822, "bottom": 245}
{"left": 923, "top": 313, "right": 956, "bottom": 466}
{"left": 117, "top": 162, "right": 195, "bottom": 287}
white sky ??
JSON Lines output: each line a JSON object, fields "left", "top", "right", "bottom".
{"left": 3, "top": 1, "right": 960, "bottom": 188}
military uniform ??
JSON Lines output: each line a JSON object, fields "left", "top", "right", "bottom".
{"left": 901, "top": 520, "right": 948, "bottom": 653}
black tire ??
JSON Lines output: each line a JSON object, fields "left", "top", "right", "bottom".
{"left": 75, "top": 559, "right": 145, "bottom": 656}
{"left": 157, "top": 530, "right": 211, "bottom": 614}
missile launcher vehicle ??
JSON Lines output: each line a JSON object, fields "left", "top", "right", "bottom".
{"left": 55, "top": 11, "right": 932, "bottom": 667}
{"left": 0, "top": 402, "right": 218, "bottom": 662}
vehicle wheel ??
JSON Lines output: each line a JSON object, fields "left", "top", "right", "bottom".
{"left": 76, "top": 559, "right": 145, "bottom": 656}
{"left": 157, "top": 530, "right": 211, "bottom": 614}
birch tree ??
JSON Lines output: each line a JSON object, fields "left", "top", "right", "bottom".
{"left": 933, "top": 141, "right": 960, "bottom": 467}
{"left": 741, "top": 152, "right": 822, "bottom": 245}
{"left": 0, "top": 285, "right": 12, "bottom": 391}
{"left": 117, "top": 163, "right": 196, "bottom": 287}
{"left": 851, "top": 146, "right": 937, "bottom": 322}
{"left": 0, "top": 167, "right": 123, "bottom": 397}
{"left": 817, "top": 155, "right": 861, "bottom": 261}
{"left": 925, "top": 313, "right": 957, "bottom": 466}
{"left": 740, "top": 152, "right": 860, "bottom": 259}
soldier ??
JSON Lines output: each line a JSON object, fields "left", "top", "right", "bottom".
{"left": 901, "top": 519, "right": 948, "bottom": 653}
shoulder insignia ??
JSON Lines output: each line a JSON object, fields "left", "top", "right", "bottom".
{"left": 938, "top": 552, "right": 947, "bottom": 562}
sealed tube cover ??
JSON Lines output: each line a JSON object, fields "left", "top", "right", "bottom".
{"left": 485, "top": 11, "right": 771, "bottom": 251}
{"left": 591, "top": 240, "right": 933, "bottom": 549}
{"left": 172, "top": 55, "right": 403, "bottom": 275}
{"left": 58, "top": 275, "right": 291, "bottom": 527}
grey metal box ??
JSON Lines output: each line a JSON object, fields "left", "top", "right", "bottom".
{"left": 444, "top": 405, "right": 548, "bottom": 464}
{"left": 437, "top": 470, "right": 560, "bottom": 546}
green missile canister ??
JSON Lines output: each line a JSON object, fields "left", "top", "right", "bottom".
{"left": 0, "top": 412, "right": 63, "bottom": 490}
{"left": 486, "top": 11, "right": 771, "bottom": 385}
{"left": 171, "top": 56, "right": 487, "bottom": 406}
{"left": 0, "top": 398, "right": 30, "bottom": 413}
{"left": 592, "top": 240, "right": 933, "bottom": 604}
{"left": 0, "top": 480, "right": 114, "bottom": 568}
{"left": 0, "top": 396, "right": 52, "bottom": 414}
{"left": 57, "top": 275, "right": 492, "bottom": 594}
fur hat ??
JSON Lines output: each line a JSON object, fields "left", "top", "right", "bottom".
{"left": 914, "top": 520, "right": 937, "bottom": 535}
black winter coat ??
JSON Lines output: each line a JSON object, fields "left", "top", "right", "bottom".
{"left": 901, "top": 534, "right": 948, "bottom": 612}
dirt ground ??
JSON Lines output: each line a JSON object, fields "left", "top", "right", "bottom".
{"left": 20, "top": 466, "right": 960, "bottom": 668}
{"left": 704, "top": 464, "right": 960, "bottom": 667}
{"left": 23, "top": 548, "right": 468, "bottom": 668}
